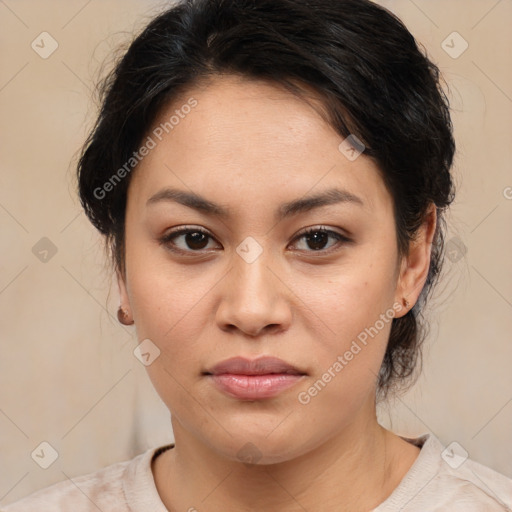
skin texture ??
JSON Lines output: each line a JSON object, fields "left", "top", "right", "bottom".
{"left": 117, "top": 74, "right": 436, "bottom": 511}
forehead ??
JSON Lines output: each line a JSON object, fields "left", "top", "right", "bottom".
{"left": 162, "top": 75, "right": 335, "bottom": 160}
{"left": 128, "top": 74, "right": 390, "bottom": 216}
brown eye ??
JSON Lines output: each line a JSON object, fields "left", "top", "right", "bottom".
{"left": 159, "top": 227, "right": 219, "bottom": 254}
{"left": 181, "top": 231, "right": 209, "bottom": 250}
{"left": 291, "top": 227, "right": 351, "bottom": 254}
{"left": 304, "top": 230, "right": 329, "bottom": 250}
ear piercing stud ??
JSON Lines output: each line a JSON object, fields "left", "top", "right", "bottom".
{"left": 117, "top": 307, "right": 134, "bottom": 325}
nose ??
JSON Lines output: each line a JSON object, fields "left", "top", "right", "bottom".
{"left": 215, "top": 243, "right": 293, "bottom": 338}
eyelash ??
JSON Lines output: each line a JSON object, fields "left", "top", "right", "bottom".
{"left": 159, "top": 225, "right": 351, "bottom": 256}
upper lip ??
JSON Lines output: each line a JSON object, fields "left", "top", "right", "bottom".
{"left": 205, "top": 356, "right": 306, "bottom": 376}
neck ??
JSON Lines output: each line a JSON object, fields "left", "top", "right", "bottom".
{"left": 153, "top": 405, "right": 419, "bottom": 512}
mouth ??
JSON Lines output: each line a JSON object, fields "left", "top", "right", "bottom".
{"left": 203, "top": 356, "right": 307, "bottom": 400}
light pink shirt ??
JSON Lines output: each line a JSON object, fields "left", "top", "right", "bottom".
{"left": 3, "top": 434, "right": 511, "bottom": 511}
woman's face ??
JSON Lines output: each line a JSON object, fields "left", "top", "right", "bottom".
{"left": 118, "top": 74, "right": 423, "bottom": 464}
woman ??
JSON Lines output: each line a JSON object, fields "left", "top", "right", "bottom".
{"left": 4, "top": 0, "right": 511, "bottom": 510}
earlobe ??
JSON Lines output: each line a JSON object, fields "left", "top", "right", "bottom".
{"left": 116, "top": 268, "right": 134, "bottom": 326}
{"left": 394, "top": 204, "right": 437, "bottom": 317}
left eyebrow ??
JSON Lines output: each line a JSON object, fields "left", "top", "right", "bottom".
{"left": 146, "top": 186, "right": 364, "bottom": 222}
{"left": 276, "top": 188, "right": 364, "bottom": 221}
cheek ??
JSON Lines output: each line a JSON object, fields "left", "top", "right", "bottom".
{"left": 292, "top": 259, "right": 397, "bottom": 403}
{"left": 302, "top": 257, "right": 397, "bottom": 345}
{"left": 123, "top": 225, "right": 213, "bottom": 339}
{"left": 126, "top": 266, "right": 212, "bottom": 411}
{"left": 129, "top": 268, "right": 212, "bottom": 354}
{"left": 294, "top": 282, "right": 393, "bottom": 427}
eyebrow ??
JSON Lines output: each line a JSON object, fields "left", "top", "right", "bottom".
{"left": 146, "top": 186, "right": 364, "bottom": 221}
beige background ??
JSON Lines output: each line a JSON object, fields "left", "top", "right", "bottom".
{"left": 1, "top": 0, "right": 511, "bottom": 505}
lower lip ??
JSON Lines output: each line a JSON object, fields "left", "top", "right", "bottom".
{"left": 208, "top": 373, "right": 305, "bottom": 400}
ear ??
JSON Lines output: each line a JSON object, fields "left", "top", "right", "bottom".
{"left": 394, "top": 203, "right": 437, "bottom": 318}
{"left": 116, "top": 267, "right": 132, "bottom": 316}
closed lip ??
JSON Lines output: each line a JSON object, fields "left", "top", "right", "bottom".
{"left": 204, "top": 356, "right": 306, "bottom": 376}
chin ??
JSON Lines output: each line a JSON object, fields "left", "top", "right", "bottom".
{"left": 200, "top": 424, "right": 315, "bottom": 466}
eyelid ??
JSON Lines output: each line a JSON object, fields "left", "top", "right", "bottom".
{"left": 293, "top": 225, "right": 350, "bottom": 240}
{"left": 164, "top": 225, "right": 213, "bottom": 237}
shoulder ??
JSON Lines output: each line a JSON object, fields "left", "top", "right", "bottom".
{"left": 376, "top": 434, "right": 512, "bottom": 512}
{"left": 426, "top": 456, "right": 512, "bottom": 511}
{"left": 2, "top": 445, "right": 173, "bottom": 512}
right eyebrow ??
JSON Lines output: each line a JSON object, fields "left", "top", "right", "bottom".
{"left": 146, "top": 188, "right": 232, "bottom": 217}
